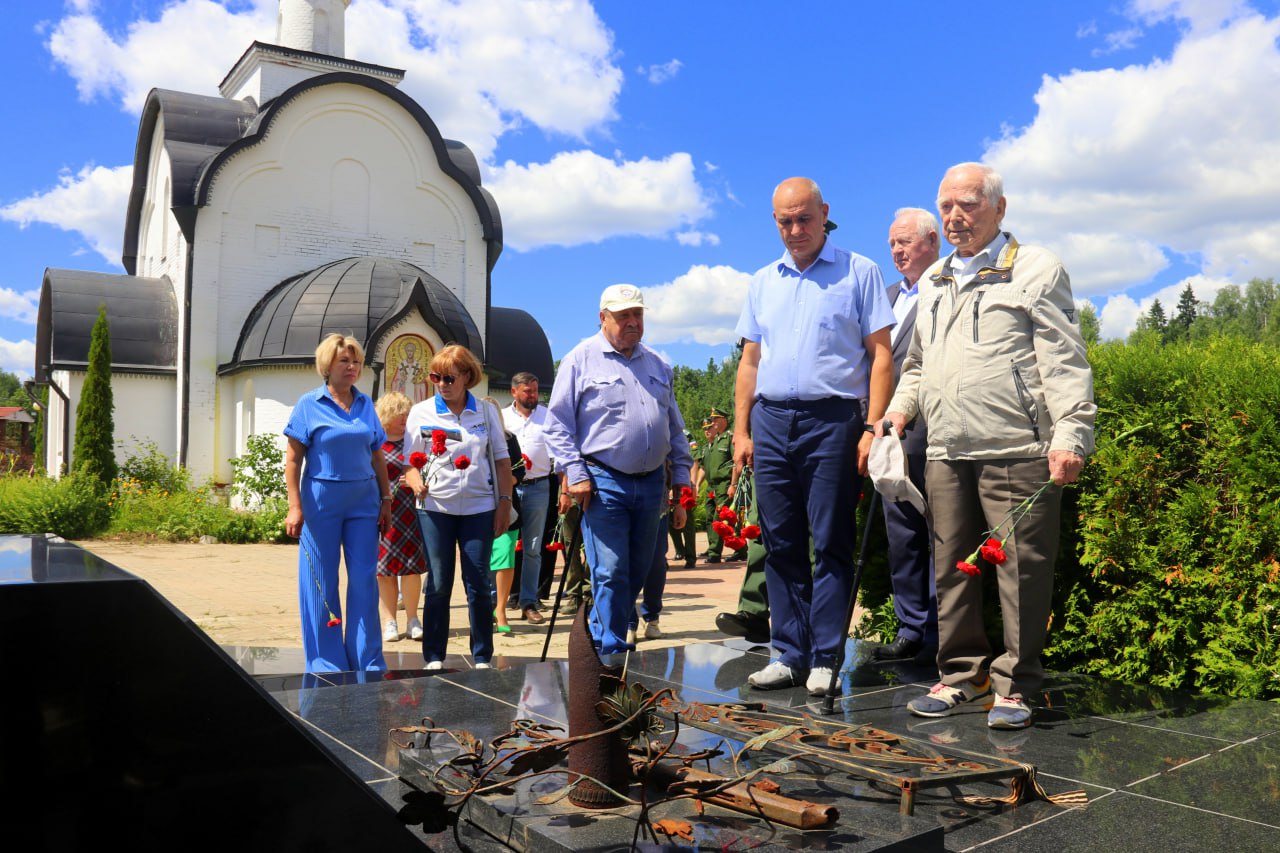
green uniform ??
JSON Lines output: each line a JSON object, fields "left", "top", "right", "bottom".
{"left": 699, "top": 431, "right": 734, "bottom": 557}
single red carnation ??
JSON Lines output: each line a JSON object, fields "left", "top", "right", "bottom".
{"left": 515, "top": 539, "right": 523, "bottom": 551}
{"left": 724, "top": 536, "right": 748, "bottom": 551}
{"left": 679, "top": 495, "right": 697, "bottom": 510}
{"left": 326, "top": 616, "right": 342, "bottom": 627}
{"left": 979, "top": 537, "right": 1008, "bottom": 565}
{"left": 454, "top": 455, "right": 471, "bottom": 470}
{"left": 741, "top": 524, "right": 761, "bottom": 540}
{"left": 408, "top": 451, "right": 429, "bottom": 468}
{"left": 711, "top": 520, "right": 734, "bottom": 537}
{"left": 546, "top": 541, "right": 565, "bottom": 552}
{"left": 718, "top": 506, "right": 739, "bottom": 524}
{"left": 521, "top": 453, "right": 532, "bottom": 468}
{"left": 707, "top": 491, "right": 716, "bottom": 500}
{"left": 680, "top": 485, "right": 695, "bottom": 499}
{"left": 955, "top": 560, "right": 981, "bottom": 577}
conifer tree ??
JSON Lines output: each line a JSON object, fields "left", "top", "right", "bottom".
{"left": 73, "top": 305, "right": 116, "bottom": 485}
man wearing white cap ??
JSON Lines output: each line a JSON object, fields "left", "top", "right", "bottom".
{"left": 544, "top": 285, "right": 693, "bottom": 655}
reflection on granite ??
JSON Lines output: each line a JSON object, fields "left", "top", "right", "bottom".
{"left": 1129, "top": 731, "right": 1280, "bottom": 827}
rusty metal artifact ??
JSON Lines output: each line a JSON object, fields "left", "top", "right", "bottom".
{"left": 566, "top": 606, "right": 630, "bottom": 807}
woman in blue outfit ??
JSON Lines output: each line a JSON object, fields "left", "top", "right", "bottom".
{"left": 284, "top": 334, "right": 393, "bottom": 672}
{"left": 403, "top": 345, "right": 514, "bottom": 670}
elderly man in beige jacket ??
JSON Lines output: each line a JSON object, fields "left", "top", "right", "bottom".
{"left": 882, "top": 162, "right": 1095, "bottom": 730}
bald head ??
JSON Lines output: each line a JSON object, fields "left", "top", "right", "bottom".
{"left": 772, "top": 177, "right": 829, "bottom": 271}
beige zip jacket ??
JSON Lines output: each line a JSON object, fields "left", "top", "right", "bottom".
{"left": 887, "top": 234, "right": 1095, "bottom": 461}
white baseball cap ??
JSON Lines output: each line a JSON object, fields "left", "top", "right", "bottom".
{"left": 599, "top": 284, "right": 645, "bottom": 312}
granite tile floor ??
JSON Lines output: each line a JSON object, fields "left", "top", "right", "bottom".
{"left": 248, "top": 638, "right": 1280, "bottom": 852}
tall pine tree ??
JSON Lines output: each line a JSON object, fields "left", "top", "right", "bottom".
{"left": 74, "top": 305, "right": 116, "bottom": 485}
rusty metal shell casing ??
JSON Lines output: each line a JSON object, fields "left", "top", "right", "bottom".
{"left": 567, "top": 605, "right": 629, "bottom": 808}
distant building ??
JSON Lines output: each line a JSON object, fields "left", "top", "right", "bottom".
{"left": 32, "top": 0, "right": 551, "bottom": 481}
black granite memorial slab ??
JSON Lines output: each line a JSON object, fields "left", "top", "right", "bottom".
{"left": 1126, "top": 731, "right": 1280, "bottom": 827}
{"left": 0, "top": 534, "right": 425, "bottom": 852}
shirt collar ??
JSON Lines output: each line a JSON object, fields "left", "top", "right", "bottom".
{"left": 595, "top": 330, "right": 643, "bottom": 360}
{"left": 949, "top": 231, "right": 1009, "bottom": 275}
{"left": 776, "top": 236, "right": 837, "bottom": 274}
{"left": 434, "top": 391, "right": 478, "bottom": 414}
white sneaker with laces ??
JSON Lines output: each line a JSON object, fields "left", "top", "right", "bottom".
{"left": 747, "top": 660, "right": 804, "bottom": 690}
{"left": 642, "top": 619, "right": 663, "bottom": 640}
{"left": 806, "top": 666, "right": 835, "bottom": 697}
{"left": 424, "top": 660, "right": 443, "bottom": 671}
{"left": 406, "top": 617, "right": 423, "bottom": 640}
{"left": 382, "top": 618, "right": 399, "bottom": 643}
{"left": 475, "top": 662, "right": 492, "bottom": 670}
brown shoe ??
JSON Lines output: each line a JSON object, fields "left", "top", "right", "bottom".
{"left": 523, "top": 606, "right": 545, "bottom": 625}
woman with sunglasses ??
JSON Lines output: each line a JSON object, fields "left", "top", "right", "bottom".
{"left": 403, "top": 345, "right": 514, "bottom": 670}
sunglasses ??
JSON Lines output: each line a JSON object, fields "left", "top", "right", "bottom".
{"left": 429, "top": 373, "right": 459, "bottom": 386}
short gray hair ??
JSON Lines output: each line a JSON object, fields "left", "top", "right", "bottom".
{"left": 939, "top": 162, "right": 1004, "bottom": 206}
{"left": 893, "top": 207, "right": 939, "bottom": 239}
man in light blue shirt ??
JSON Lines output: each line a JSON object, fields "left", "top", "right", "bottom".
{"left": 544, "top": 284, "right": 693, "bottom": 655}
{"left": 733, "top": 177, "right": 895, "bottom": 696}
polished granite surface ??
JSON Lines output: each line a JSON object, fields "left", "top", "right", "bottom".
{"left": 6, "top": 535, "right": 1278, "bottom": 851}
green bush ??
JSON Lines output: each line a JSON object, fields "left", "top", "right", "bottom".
{"left": 119, "top": 438, "right": 189, "bottom": 494}
{"left": 229, "top": 433, "right": 286, "bottom": 508}
{"left": 0, "top": 473, "right": 111, "bottom": 538}
{"left": 1048, "top": 337, "right": 1280, "bottom": 700}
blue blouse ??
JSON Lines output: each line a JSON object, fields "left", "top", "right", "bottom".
{"left": 283, "top": 385, "right": 386, "bottom": 481}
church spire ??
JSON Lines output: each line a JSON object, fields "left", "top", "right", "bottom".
{"left": 276, "top": 0, "right": 351, "bottom": 57}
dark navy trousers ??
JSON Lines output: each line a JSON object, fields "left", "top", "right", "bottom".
{"left": 752, "top": 397, "right": 863, "bottom": 671}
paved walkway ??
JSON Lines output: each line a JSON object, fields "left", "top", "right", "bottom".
{"left": 78, "top": 534, "right": 761, "bottom": 664}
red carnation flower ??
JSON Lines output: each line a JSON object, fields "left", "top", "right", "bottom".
{"left": 955, "top": 560, "right": 981, "bottom": 577}
{"left": 515, "top": 539, "right": 523, "bottom": 551}
{"left": 546, "top": 541, "right": 565, "bottom": 552}
{"left": 326, "top": 616, "right": 342, "bottom": 627}
{"left": 430, "top": 429, "right": 448, "bottom": 455}
{"left": 717, "top": 506, "right": 738, "bottom": 524}
{"left": 454, "top": 455, "right": 471, "bottom": 470}
{"left": 711, "top": 520, "right": 735, "bottom": 538}
{"left": 741, "top": 524, "right": 761, "bottom": 540}
{"left": 724, "top": 536, "right": 748, "bottom": 551}
{"left": 979, "top": 537, "right": 1008, "bottom": 565}
{"left": 680, "top": 485, "right": 695, "bottom": 499}
{"left": 409, "top": 451, "right": 429, "bottom": 469}
{"left": 707, "top": 491, "right": 716, "bottom": 500}
{"left": 679, "top": 495, "right": 697, "bottom": 510}
{"left": 522, "top": 453, "right": 532, "bottom": 468}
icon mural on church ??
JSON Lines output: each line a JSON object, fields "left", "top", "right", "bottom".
{"left": 385, "top": 334, "right": 433, "bottom": 403}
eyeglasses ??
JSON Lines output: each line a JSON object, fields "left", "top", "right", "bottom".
{"left": 429, "top": 373, "right": 459, "bottom": 386}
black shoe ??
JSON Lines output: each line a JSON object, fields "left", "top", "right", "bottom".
{"left": 684, "top": 560, "right": 697, "bottom": 568}
{"left": 706, "top": 554, "right": 722, "bottom": 564}
{"left": 872, "top": 636, "right": 923, "bottom": 661}
{"left": 560, "top": 597, "right": 580, "bottom": 616}
{"left": 913, "top": 643, "right": 939, "bottom": 666}
{"left": 730, "top": 550, "right": 748, "bottom": 561}
{"left": 716, "top": 611, "right": 770, "bottom": 645}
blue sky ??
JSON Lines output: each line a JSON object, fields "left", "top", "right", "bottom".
{"left": 4, "top": 0, "right": 1280, "bottom": 379}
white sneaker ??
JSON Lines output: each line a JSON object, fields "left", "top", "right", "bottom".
{"left": 747, "top": 660, "right": 804, "bottom": 690}
{"left": 424, "top": 660, "right": 443, "bottom": 671}
{"left": 475, "top": 662, "right": 492, "bottom": 670}
{"left": 642, "top": 619, "right": 663, "bottom": 640}
{"left": 382, "top": 618, "right": 399, "bottom": 643}
{"left": 807, "top": 666, "right": 835, "bottom": 697}
{"left": 406, "top": 617, "right": 423, "bottom": 640}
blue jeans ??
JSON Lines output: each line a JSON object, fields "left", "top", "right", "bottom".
{"left": 297, "top": 476, "right": 386, "bottom": 673}
{"left": 417, "top": 509, "right": 495, "bottom": 664}
{"left": 752, "top": 397, "right": 863, "bottom": 671}
{"left": 515, "top": 478, "right": 551, "bottom": 609}
{"left": 580, "top": 463, "right": 664, "bottom": 654}
{"left": 634, "top": 514, "right": 669, "bottom": 625}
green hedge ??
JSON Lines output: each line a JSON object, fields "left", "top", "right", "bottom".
{"left": 0, "top": 473, "right": 112, "bottom": 539}
{"left": 1048, "top": 337, "right": 1280, "bottom": 699}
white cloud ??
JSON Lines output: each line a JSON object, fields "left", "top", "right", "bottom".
{"left": 487, "top": 151, "right": 709, "bottom": 249}
{"left": 987, "top": 10, "right": 1280, "bottom": 299}
{"left": 1097, "top": 273, "right": 1232, "bottom": 339}
{"left": 639, "top": 59, "right": 682, "bottom": 84}
{"left": 639, "top": 264, "right": 752, "bottom": 346}
{"left": 0, "top": 164, "right": 132, "bottom": 266}
{"left": 675, "top": 231, "right": 720, "bottom": 247}
{"left": 1128, "top": 0, "right": 1251, "bottom": 31}
{"left": 0, "top": 338, "right": 36, "bottom": 379}
{"left": 0, "top": 288, "right": 41, "bottom": 325}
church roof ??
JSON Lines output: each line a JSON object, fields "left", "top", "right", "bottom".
{"left": 221, "top": 256, "right": 484, "bottom": 375}
{"left": 123, "top": 74, "right": 503, "bottom": 275}
{"left": 486, "top": 307, "right": 555, "bottom": 389}
{"left": 34, "top": 270, "right": 178, "bottom": 375}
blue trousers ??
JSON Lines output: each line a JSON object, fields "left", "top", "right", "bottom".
{"left": 515, "top": 478, "right": 551, "bottom": 608}
{"left": 297, "top": 476, "right": 386, "bottom": 673}
{"left": 581, "top": 463, "right": 664, "bottom": 654}
{"left": 634, "top": 514, "right": 670, "bottom": 625}
{"left": 881, "top": 450, "right": 938, "bottom": 644}
{"left": 752, "top": 397, "right": 863, "bottom": 671}
{"left": 418, "top": 509, "right": 495, "bottom": 664}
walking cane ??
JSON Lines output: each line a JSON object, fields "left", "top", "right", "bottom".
{"left": 819, "top": 437, "right": 886, "bottom": 715}
{"left": 540, "top": 508, "right": 585, "bottom": 662}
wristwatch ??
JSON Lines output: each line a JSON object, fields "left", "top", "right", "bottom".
{"left": 863, "top": 425, "right": 876, "bottom": 434}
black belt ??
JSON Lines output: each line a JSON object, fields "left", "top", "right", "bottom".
{"left": 521, "top": 475, "right": 551, "bottom": 485}
{"left": 758, "top": 396, "right": 863, "bottom": 414}
{"left": 583, "top": 457, "right": 660, "bottom": 479}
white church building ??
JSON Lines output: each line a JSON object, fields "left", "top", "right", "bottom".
{"left": 32, "top": 0, "right": 552, "bottom": 482}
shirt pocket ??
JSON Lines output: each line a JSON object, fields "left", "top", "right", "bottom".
{"left": 586, "top": 375, "right": 628, "bottom": 411}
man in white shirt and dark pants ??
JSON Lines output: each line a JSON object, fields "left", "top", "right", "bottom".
{"left": 503, "top": 371, "right": 554, "bottom": 624}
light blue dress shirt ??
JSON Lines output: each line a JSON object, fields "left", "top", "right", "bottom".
{"left": 283, "top": 385, "right": 385, "bottom": 481}
{"left": 735, "top": 239, "right": 894, "bottom": 401}
{"left": 544, "top": 332, "right": 693, "bottom": 487}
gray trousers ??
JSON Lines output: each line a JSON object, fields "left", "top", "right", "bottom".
{"left": 926, "top": 457, "right": 1062, "bottom": 698}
